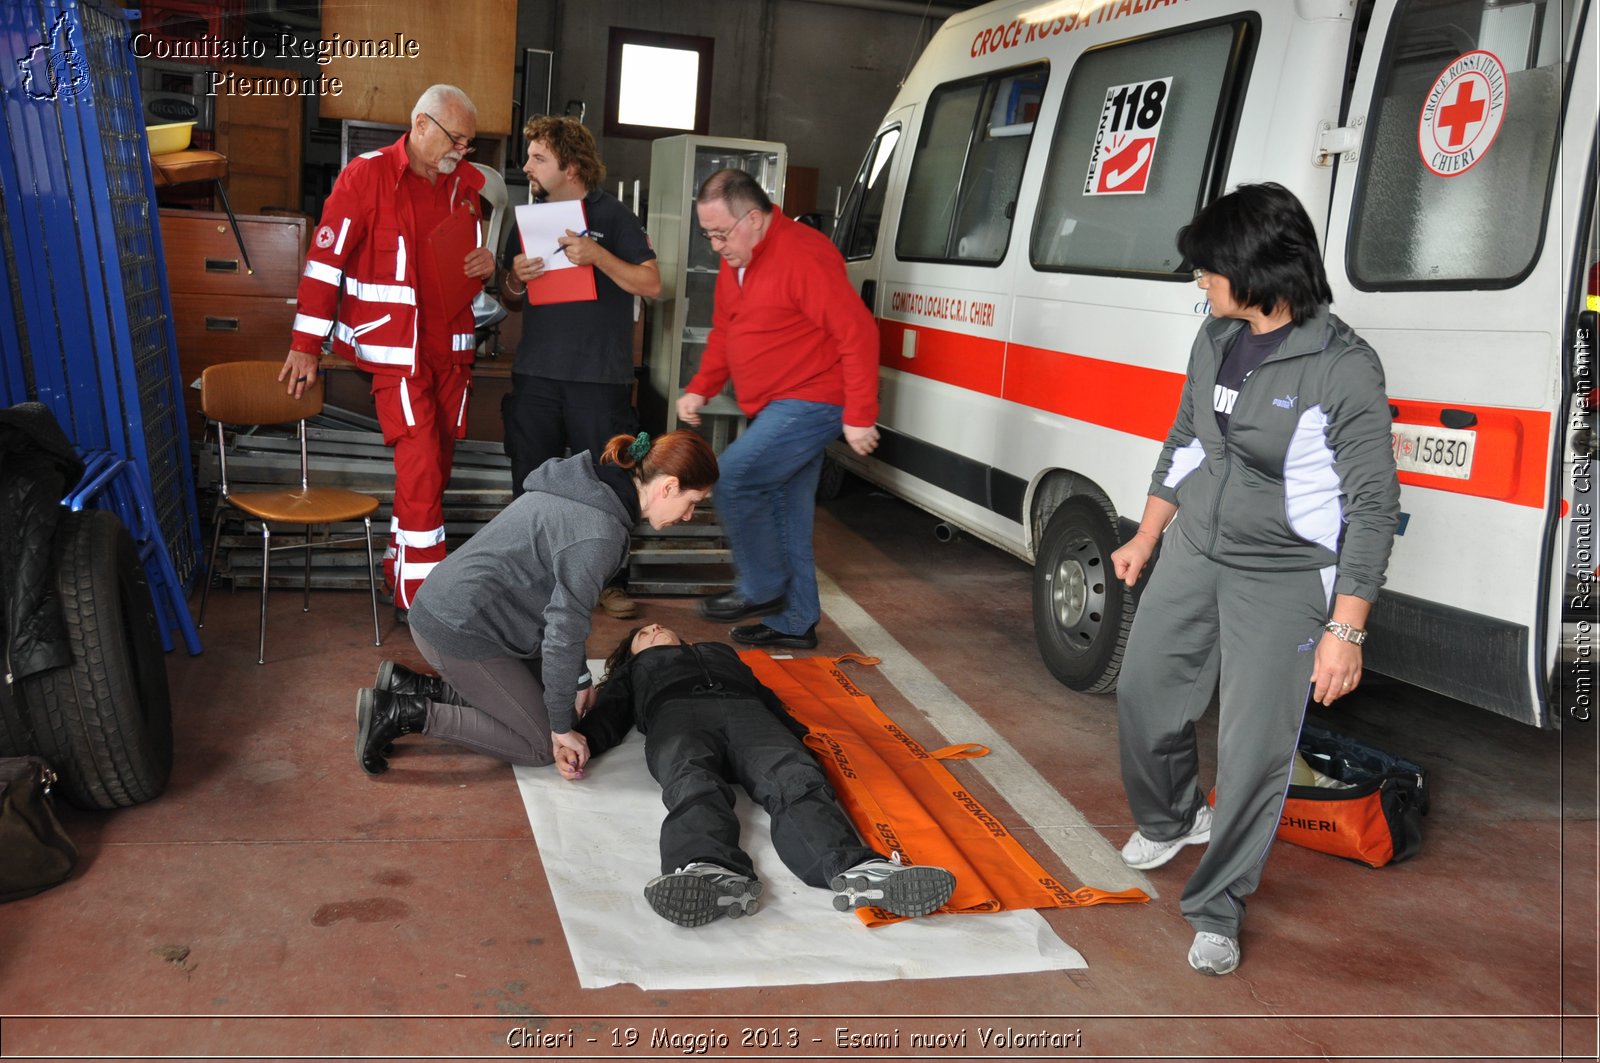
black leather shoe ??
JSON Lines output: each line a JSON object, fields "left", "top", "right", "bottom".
{"left": 356, "top": 687, "right": 429, "bottom": 775}
{"left": 729, "top": 623, "right": 818, "bottom": 649}
{"left": 698, "top": 590, "right": 787, "bottom": 622}
{"left": 375, "top": 660, "right": 467, "bottom": 705}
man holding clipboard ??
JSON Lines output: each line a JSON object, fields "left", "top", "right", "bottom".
{"left": 280, "top": 84, "right": 494, "bottom": 621}
{"left": 499, "top": 116, "right": 660, "bottom": 620}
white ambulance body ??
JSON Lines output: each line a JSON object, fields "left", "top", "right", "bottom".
{"left": 829, "top": 0, "right": 1596, "bottom": 726}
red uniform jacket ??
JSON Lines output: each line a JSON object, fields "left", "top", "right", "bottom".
{"left": 685, "top": 212, "right": 880, "bottom": 428}
{"left": 289, "top": 135, "right": 484, "bottom": 376}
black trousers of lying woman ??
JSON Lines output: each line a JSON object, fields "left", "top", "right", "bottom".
{"left": 576, "top": 640, "right": 878, "bottom": 884}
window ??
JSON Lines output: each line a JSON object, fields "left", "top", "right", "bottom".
{"left": 834, "top": 125, "right": 902, "bottom": 260}
{"left": 1348, "top": 0, "right": 1576, "bottom": 289}
{"left": 896, "top": 64, "right": 1047, "bottom": 265}
{"left": 604, "top": 28, "right": 714, "bottom": 139}
{"left": 1030, "top": 20, "right": 1252, "bottom": 277}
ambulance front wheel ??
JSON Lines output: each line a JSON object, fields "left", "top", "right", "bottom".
{"left": 1031, "top": 498, "right": 1133, "bottom": 694}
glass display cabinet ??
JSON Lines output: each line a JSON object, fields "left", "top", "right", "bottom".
{"left": 643, "top": 134, "right": 786, "bottom": 449}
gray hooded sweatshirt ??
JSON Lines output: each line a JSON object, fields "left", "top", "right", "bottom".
{"left": 407, "top": 453, "right": 634, "bottom": 733}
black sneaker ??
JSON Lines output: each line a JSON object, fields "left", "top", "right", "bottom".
{"left": 729, "top": 623, "right": 817, "bottom": 649}
{"left": 830, "top": 857, "right": 955, "bottom": 917}
{"left": 643, "top": 862, "right": 763, "bottom": 927}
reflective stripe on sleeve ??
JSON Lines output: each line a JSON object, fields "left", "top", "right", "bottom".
{"left": 303, "top": 260, "right": 342, "bottom": 286}
{"left": 292, "top": 313, "right": 334, "bottom": 336}
{"left": 333, "top": 217, "right": 351, "bottom": 256}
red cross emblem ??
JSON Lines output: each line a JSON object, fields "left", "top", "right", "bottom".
{"left": 1418, "top": 50, "right": 1508, "bottom": 178}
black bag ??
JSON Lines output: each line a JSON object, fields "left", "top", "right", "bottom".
{"left": 0, "top": 755, "right": 79, "bottom": 901}
{"left": 1277, "top": 724, "right": 1429, "bottom": 868}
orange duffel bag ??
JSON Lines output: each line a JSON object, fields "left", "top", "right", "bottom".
{"left": 1275, "top": 723, "right": 1429, "bottom": 868}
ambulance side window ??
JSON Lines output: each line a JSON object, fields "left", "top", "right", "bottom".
{"left": 1347, "top": 0, "right": 1576, "bottom": 288}
{"left": 835, "top": 125, "right": 902, "bottom": 261}
{"left": 1031, "top": 20, "right": 1251, "bottom": 277}
{"left": 896, "top": 64, "right": 1048, "bottom": 265}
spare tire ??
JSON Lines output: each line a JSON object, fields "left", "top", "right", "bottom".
{"left": 16, "top": 508, "right": 172, "bottom": 809}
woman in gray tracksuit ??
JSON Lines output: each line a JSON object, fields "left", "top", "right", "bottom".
{"left": 1109, "top": 183, "right": 1400, "bottom": 977}
{"left": 353, "top": 430, "right": 717, "bottom": 776}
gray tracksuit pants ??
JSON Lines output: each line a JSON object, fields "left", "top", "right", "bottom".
{"left": 1118, "top": 525, "right": 1335, "bottom": 938}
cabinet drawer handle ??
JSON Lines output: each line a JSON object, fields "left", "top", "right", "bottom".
{"left": 205, "top": 316, "right": 240, "bottom": 331}
{"left": 204, "top": 258, "right": 240, "bottom": 273}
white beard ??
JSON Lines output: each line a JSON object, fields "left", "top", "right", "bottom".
{"left": 436, "top": 154, "right": 461, "bottom": 174}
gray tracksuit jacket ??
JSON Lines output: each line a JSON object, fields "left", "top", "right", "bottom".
{"left": 1150, "top": 306, "right": 1401, "bottom": 602}
{"left": 408, "top": 454, "right": 635, "bottom": 733}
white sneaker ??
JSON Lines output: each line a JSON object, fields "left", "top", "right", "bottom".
{"left": 1121, "top": 804, "right": 1213, "bottom": 870}
{"left": 643, "top": 862, "right": 762, "bottom": 927}
{"left": 1188, "top": 931, "right": 1240, "bottom": 975}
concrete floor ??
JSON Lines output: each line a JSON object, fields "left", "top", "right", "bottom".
{"left": 1, "top": 486, "right": 1596, "bottom": 1061}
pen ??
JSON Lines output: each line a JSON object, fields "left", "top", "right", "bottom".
{"left": 553, "top": 229, "right": 595, "bottom": 257}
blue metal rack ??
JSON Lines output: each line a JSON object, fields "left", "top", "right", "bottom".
{"left": 1, "top": 0, "right": 202, "bottom": 651}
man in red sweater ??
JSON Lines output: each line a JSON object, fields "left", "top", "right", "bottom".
{"left": 676, "top": 169, "right": 880, "bottom": 648}
{"left": 279, "top": 84, "right": 495, "bottom": 621}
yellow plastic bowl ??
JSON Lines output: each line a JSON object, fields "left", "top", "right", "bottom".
{"left": 146, "top": 121, "right": 195, "bottom": 155}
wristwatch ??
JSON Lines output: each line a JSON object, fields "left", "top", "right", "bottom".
{"left": 1324, "top": 620, "right": 1367, "bottom": 646}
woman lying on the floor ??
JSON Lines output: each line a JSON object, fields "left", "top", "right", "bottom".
{"left": 553, "top": 623, "right": 957, "bottom": 927}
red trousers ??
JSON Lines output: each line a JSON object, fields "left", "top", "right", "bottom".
{"left": 371, "top": 360, "right": 471, "bottom": 608}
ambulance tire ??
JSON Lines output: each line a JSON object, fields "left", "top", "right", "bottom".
{"left": 15, "top": 509, "right": 173, "bottom": 810}
{"left": 1032, "top": 498, "right": 1132, "bottom": 694}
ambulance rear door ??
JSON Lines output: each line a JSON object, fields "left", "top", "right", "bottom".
{"left": 1322, "top": 0, "right": 1594, "bottom": 725}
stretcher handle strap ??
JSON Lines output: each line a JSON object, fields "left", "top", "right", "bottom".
{"left": 927, "top": 743, "right": 990, "bottom": 761}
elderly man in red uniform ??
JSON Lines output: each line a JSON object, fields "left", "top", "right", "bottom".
{"left": 676, "top": 169, "right": 880, "bottom": 649}
{"left": 279, "top": 84, "right": 494, "bottom": 621}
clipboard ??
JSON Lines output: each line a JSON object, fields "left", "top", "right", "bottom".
{"left": 426, "top": 205, "right": 483, "bottom": 319}
{"left": 515, "top": 200, "right": 598, "bottom": 305}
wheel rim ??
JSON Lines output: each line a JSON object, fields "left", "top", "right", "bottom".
{"left": 1049, "top": 531, "right": 1106, "bottom": 656}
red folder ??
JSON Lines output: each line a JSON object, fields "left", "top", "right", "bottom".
{"left": 527, "top": 263, "right": 597, "bottom": 305}
{"left": 425, "top": 205, "right": 483, "bottom": 319}
{"left": 517, "top": 199, "right": 598, "bottom": 305}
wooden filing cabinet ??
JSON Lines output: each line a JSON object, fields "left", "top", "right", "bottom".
{"left": 159, "top": 209, "right": 305, "bottom": 439}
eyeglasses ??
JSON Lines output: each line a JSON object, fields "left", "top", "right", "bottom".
{"left": 1191, "top": 268, "right": 1209, "bottom": 281}
{"left": 424, "top": 113, "right": 475, "bottom": 154}
{"left": 700, "top": 210, "right": 754, "bottom": 246}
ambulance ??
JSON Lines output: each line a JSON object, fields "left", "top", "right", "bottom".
{"left": 828, "top": 0, "right": 1596, "bottom": 726}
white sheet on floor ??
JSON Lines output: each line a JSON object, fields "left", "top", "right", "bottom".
{"left": 513, "top": 718, "right": 1086, "bottom": 990}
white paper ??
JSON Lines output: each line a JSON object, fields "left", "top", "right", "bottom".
{"left": 513, "top": 662, "right": 1085, "bottom": 990}
{"left": 513, "top": 200, "right": 587, "bottom": 270}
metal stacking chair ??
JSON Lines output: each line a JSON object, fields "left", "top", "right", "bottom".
{"left": 196, "top": 361, "right": 382, "bottom": 664}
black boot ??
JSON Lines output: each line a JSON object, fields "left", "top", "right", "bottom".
{"left": 374, "top": 660, "right": 467, "bottom": 705}
{"left": 356, "top": 688, "right": 429, "bottom": 776}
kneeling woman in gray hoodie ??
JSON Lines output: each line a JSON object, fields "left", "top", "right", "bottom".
{"left": 356, "top": 430, "right": 717, "bottom": 776}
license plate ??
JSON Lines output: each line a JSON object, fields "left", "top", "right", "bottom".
{"left": 1392, "top": 424, "right": 1475, "bottom": 479}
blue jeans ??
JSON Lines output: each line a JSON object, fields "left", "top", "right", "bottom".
{"left": 713, "top": 400, "right": 842, "bottom": 635}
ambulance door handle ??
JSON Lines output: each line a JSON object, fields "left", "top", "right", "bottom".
{"left": 1440, "top": 409, "right": 1477, "bottom": 429}
{"left": 859, "top": 279, "right": 876, "bottom": 312}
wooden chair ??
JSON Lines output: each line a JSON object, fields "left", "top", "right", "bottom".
{"left": 196, "top": 361, "right": 382, "bottom": 664}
